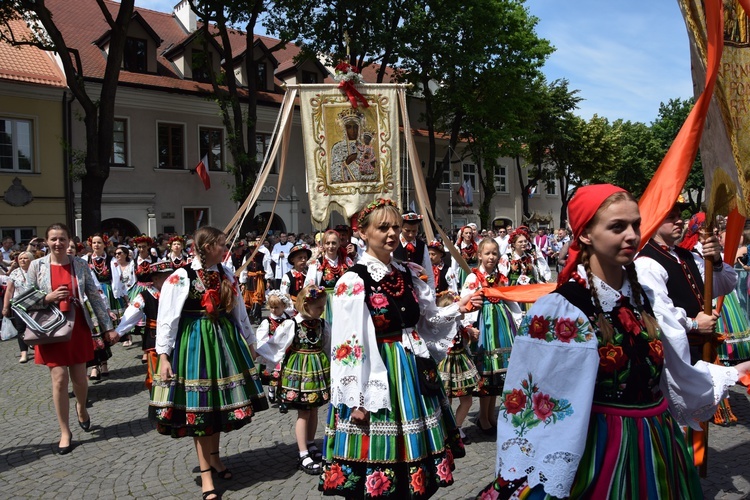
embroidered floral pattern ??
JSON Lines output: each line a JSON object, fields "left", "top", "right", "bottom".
{"left": 498, "top": 373, "right": 573, "bottom": 437}
{"left": 598, "top": 344, "right": 628, "bottom": 373}
{"left": 332, "top": 335, "right": 366, "bottom": 366}
{"left": 364, "top": 469, "right": 394, "bottom": 496}
{"left": 520, "top": 314, "right": 594, "bottom": 343}
{"left": 167, "top": 274, "right": 184, "bottom": 286}
{"left": 335, "top": 280, "right": 365, "bottom": 297}
{"left": 409, "top": 466, "right": 426, "bottom": 495}
{"left": 435, "top": 456, "right": 453, "bottom": 483}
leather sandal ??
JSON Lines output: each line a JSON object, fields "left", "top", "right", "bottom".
{"left": 88, "top": 367, "right": 101, "bottom": 381}
{"left": 199, "top": 468, "right": 219, "bottom": 499}
{"left": 298, "top": 453, "right": 321, "bottom": 475}
{"left": 209, "top": 452, "right": 232, "bottom": 480}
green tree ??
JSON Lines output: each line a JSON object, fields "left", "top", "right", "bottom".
{"left": 651, "top": 97, "right": 703, "bottom": 213}
{"left": 0, "top": 0, "right": 134, "bottom": 235}
{"left": 608, "top": 119, "right": 660, "bottom": 198}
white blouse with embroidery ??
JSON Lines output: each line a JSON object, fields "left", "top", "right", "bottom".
{"left": 154, "top": 259, "right": 254, "bottom": 355}
{"left": 329, "top": 253, "right": 461, "bottom": 413}
{"left": 255, "top": 314, "right": 330, "bottom": 365}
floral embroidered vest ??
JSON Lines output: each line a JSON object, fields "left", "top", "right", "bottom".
{"left": 555, "top": 282, "right": 663, "bottom": 406}
{"left": 317, "top": 257, "right": 349, "bottom": 288}
{"left": 460, "top": 243, "right": 478, "bottom": 266}
{"left": 350, "top": 263, "right": 420, "bottom": 334}
{"left": 183, "top": 266, "right": 229, "bottom": 314}
{"left": 506, "top": 253, "right": 535, "bottom": 285}
{"left": 88, "top": 254, "right": 112, "bottom": 283}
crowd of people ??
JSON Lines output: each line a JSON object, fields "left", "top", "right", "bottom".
{"left": 1, "top": 187, "right": 750, "bottom": 498}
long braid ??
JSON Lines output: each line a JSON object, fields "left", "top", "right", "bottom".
{"left": 580, "top": 245, "right": 615, "bottom": 343}
{"left": 625, "top": 263, "right": 659, "bottom": 340}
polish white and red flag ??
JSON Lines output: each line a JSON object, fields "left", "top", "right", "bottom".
{"left": 195, "top": 154, "right": 211, "bottom": 190}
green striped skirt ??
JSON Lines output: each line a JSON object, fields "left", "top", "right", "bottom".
{"left": 438, "top": 339, "right": 480, "bottom": 398}
{"left": 320, "top": 339, "right": 465, "bottom": 499}
{"left": 717, "top": 291, "right": 750, "bottom": 362}
{"left": 149, "top": 312, "right": 269, "bottom": 438}
{"left": 472, "top": 300, "right": 517, "bottom": 396}
{"left": 278, "top": 347, "right": 330, "bottom": 410}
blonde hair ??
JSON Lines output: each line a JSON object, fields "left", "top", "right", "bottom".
{"left": 477, "top": 237, "right": 499, "bottom": 254}
{"left": 267, "top": 294, "right": 285, "bottom": 309}
{"left": 295, "top": 284, "right": 327, "bottom": 318}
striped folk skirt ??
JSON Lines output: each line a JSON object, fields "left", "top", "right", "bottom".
{"left": 320, "top": 339, "right": 466, "bottom": 499}
{"left": 278, "top": 347, "right": 330, "bottom": 410}
{"left": 438, "top": 338, "right": 480, "bottom": 398}
{"left": 476, "top": 398, "right": 702, "bottom": 499}
{"left": 472, "top": 301, "right": 517, "bottom": 396}
{"left": 717, "top": 291, "right": 750, "bottom": 363}
{"left": 149, "top": 312, "right": 269, "bottom": 438}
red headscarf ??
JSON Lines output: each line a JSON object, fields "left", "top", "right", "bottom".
{"left": 677, "top": 212, "right": 705, "bottom": 252}
{"left": 557, "top": 184, "right": 627, "bottom": 285}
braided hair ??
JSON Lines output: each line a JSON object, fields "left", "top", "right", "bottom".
{"left": 194, "top": 226, "right": 236, "bottom": 315}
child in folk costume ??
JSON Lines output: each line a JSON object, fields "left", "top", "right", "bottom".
{"left": 164, "top": 235, "right": 190, "bottom": 268}
{"left": 461, "top": 238, "right": 522, "bottom": 435}
{"left": 320, "top": 198, "right": 481, "bottom": 499}
{"left": 256, "top": 285, "right": 331, "bottom": 475}
{"left": 125, "top": 235, "right": 156, "bottom": 349}
{"left": 428, "top": 240, "right": 458, "bottom": 296}
{"left": 115, "top": 261, "right": 173, "bottom": 390}
{"left": 148, "top": 226, "right": 268, "bottom": 500}
{"left": 280, "top": 244, "right": 312, "bottom": 303}
{"left": 304, "top": 229, "right": 353, "bottom": 324}
{"left": 477, "top": 185, "right": 750, "bottom": 499}
{"left": 435, "top": 291, "right": 480, "bottom": 444}
{"left": 254, "top": 290, "right": 293, "bottom": 403}
{"left": 239, "top": 238, "right": 268, "bottom": 324}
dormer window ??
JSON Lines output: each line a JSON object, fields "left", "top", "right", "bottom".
{"left": 192, "top": 49, "right": 212, "bottom": 83}
{"left": 256, "top": 62, "right": 267, "bottom": 90}
{"left": 123, "top": 37, "right": 147, "bottom": 72}
{"left": 301, "top": 70, "right": 318, "bottom": 84}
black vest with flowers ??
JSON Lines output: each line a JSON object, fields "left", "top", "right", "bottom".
{"left": 88, "top": 254, "right": 113, "bottom": 284}
{"left": 556, "top": 282, "right": 663, "bottom": 406}
{"left": 350, "top": 263, "right": 420, "bottom": 334}
{"left": 183, "top": 266, "right": 227, "bottom": 314}
{"left": 317, "top": 257, "right": 350, "bottom": 288}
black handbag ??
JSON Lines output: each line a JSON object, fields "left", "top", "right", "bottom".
{"left": 415, "top": 355, "right": 442, "bottom": 396}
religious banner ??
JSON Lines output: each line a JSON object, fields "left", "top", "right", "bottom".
{"left": 299, "top": 84, "right": 401, "bottom": 225}
{"left": 679, "top": 0, "right": 750, "bottom": 215}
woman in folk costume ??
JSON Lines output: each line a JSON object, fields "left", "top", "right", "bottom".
{"left": 477, "top": 185, "right": 750, "bottom": 500}
{"left": 239, "top": 238, "right": 268, "bottom": 324}
{"left": 461, "top": 238, "right": 522, "bottom": 435}
{"left": 304, "top": 229, "right": 353, "bottom": 324}
{"left": 499, "top": 226, "right": 551, "bottom": 286}
{"left": 678, "top": 212, "right": 748, "bottom": 426}
{"left": 164, "top": 235, "right": 190, "bottom": 268}
{"left": 149, "top": 226, "right": 268, "bottom": 500}
{"left": 320, "top": 198, "right": 480, "bottom": 499}
{"left": 85, "top": 234, "right": 120, "bottom": 380}
{"left": 279, "top": 244, "right": 312, "bottom": 304}
{"left": 124, "top": 235, "right": 156, "bottom": 350}
{"left": 256, "top": 285, "right": 331, "bottom": 474}
{"left": 453, "top": 226, "right": 478, "bottom": 288}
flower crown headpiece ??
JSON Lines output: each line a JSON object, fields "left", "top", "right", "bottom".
{"left": 168, "top": 235, "right": 185, "bottom": 246}
{"left": 87, "top": 234, "right": 109, "bottom": 246}
{"left": 402, "top": 212, "right": 423, "bottom": 223}
{"left": 427, "top": 240, "right": 445, "bottom": 253}
{"left": 266, "top": 289, "right": 293, "bottom": 309}
{"left": 357, "top": 198, "right": 399, "bottom": 228}
{"left": 305, "top": 286, "right": 327, "bottom": 302}
{"left": 509, "top": 227, "right": 530, "bottom": 243}
{"left": 133, "top": 234, "right": 153, "bottom": 246}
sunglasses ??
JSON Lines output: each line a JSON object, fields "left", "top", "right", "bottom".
{"left": 115, "top": 251, "right": 124, "bottom": 255}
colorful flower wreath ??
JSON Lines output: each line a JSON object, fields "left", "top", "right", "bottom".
{"left": 305, "top": 285, "right": 327, "bottom": 302}
{"left": 427, "top": 240, "right": 445, "bottom": 254}
{"left": 132, "top": 234, "right": 153, "bottom": 246}
{"left": 87, "top": 234, "right": 109, "bottom": 246}
{"left": 357, "top": 198, "right": 399, "bottom": 228}
{"left": 168, "top": 235, "right": 185, "bottom": 246}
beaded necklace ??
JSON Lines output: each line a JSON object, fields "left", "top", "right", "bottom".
{"left": 198, "top": 268, "right": 221, "bottom": 291}
{"left": 91, "top": 254, "right": 109, "bottom": 277}
{"left": 380, "top": 267, "right": 405, "bottom": 297}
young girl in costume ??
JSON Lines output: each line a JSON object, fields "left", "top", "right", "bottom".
{"left": 428, "top": 240, "right": 458, "bottom": 296}
{"left": 125, "top": 235, "right": 155, "bottom": 349}
{"left": 254, "top": 290, "right": 293, "bottom": 403}
{"left": 115, "top": 261, "right": 173, "bottom": 390}
{"left": 256, "top": 284, "right": 330, "bottom": 475}
{"left": 279, "top": 244, "right": 311, "bottom": 303}
{"left": 320, "top": 198, "right": 480, "bottom": 499}
{"left": 436, "top": 291, "right": 480, "bottom": 444}
{"left": 477, "top": 185, "right": 750, "bottom": 499}
{"left": 164, "top": 235, "right": 189, "bottom": 268}
{"left": 461, "top": 238, "right": 522, "bottom": 434}
{"left": 149, "top": 226, "right": 268, "bottom": 500}
{"left": 304, "top": 229, "right": 353, "bottom": 324}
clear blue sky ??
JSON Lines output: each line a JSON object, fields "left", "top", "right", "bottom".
{"left": 136, "top": 0, "right": 695, "bottom": 125}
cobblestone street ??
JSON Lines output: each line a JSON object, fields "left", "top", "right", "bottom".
{"left": 0, "top": 338, "right": 748, "bottom": 499}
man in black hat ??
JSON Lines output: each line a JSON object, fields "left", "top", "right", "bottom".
{"left": 393, "top": 212, "right": 434, "bottom": 289}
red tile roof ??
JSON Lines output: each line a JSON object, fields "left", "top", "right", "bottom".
{"left": 0, "top": 19, "right": 66, "bottom": 88}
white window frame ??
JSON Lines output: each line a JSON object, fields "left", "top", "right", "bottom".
{"left": 462, "top": 163, "right": 477, "bottom": 189}
{"left": 546, "top": 179, "right": 557, "bottom": 195}
{"left": 256, "top": 132, "right": 278, "bottom": 173}
{"left": 156, "top": 120, "right": 187, "bottom": 170}
{"left": 198, "top": 125, "right": 225, "bottom": 171}
{"left": 494, "top": 164, "right": 508, "bottom": 193}
{"left": 0, "top": 227, "right": 36, "bottom": 246}
{"left": 111, "top": 116, "right": 130, "bottom": 168}
{"left": 0, "top": 116, "right": 35, "bottom": 173}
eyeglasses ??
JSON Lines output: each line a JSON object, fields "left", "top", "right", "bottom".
{"left": 115, "top": 251, "right": 124, "bottom": 255}
{"left": 498, "top": 231, "right": 506, "bottom": 234}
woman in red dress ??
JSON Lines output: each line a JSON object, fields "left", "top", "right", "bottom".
{"left": 26, "top": 223, "right": 117, "bottom": 455}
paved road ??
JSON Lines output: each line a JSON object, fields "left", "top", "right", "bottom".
{"left": 0, "top": 337, "right": 748, "bottom": 499}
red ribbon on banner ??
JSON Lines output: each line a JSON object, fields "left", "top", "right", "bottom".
{"left": 339, "top": 80, "right": 369, "bottom": 108}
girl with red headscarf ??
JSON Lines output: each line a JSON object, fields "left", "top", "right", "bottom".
{"left": 477, "top": 184, "right": 750, "bottom": 499}
{"left": 453, "top": 225, "right": 478, "bottom": 288}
